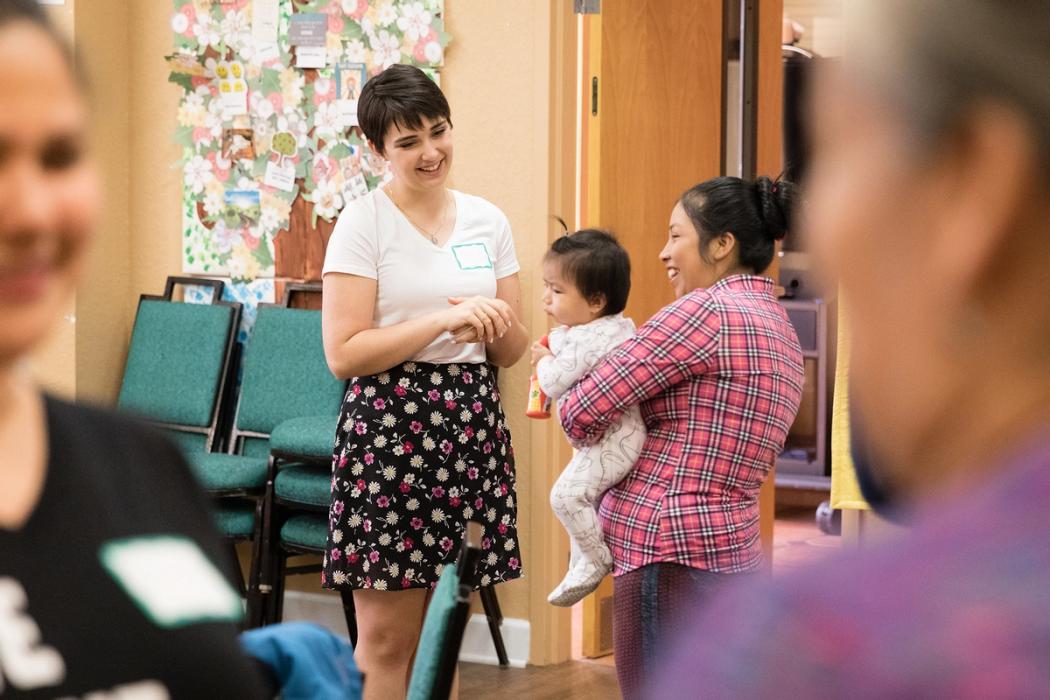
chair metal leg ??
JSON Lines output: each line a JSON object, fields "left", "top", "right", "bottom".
{"left": 479, "top": 585, "right": 509, "bottom": 667}
{"left": 245, "top": 497, "right": 267, "bottom": 629}
{"left": 227, "top": 540, "right": 247, "bottom": 596}
{"left": 255, "top": 456, "right": 280, "bottom": 625}
{"left": 268, "top": 552, "right": 287, "bottom": 625}
{"left": 262, "top": 549, "right": 285, "bottom": 626}
{"left": 340, "top": 589, "right": 358, "bottom": 649}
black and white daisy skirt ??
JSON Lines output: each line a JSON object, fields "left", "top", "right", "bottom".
{"left": 321, "top": 361, "right": 522, "bottom": 591}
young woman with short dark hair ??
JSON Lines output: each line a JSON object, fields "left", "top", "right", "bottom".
{"left": 320, "top": 63, "right": 528, "bottom": 699}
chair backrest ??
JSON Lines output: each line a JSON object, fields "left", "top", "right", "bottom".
{"left": 407, "top": 522, "right": 483, "bottom": 700}
{"left": 118, "top": 277, "right": 240, "bottom": 454}
{"left": 230, "top": 303, "right": 344, "bottom": 453}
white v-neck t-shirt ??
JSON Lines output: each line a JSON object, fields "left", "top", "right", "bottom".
{"left": 322, "top": 188, "right": 520, "bottom": 365}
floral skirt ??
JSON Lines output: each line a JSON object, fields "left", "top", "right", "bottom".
{"left": 322, "top": 361, "right": 522, "bottom": 591}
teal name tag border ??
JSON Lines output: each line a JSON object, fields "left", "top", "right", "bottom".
{"left": 450, "top": 242, "right": 493, "bottom": 270}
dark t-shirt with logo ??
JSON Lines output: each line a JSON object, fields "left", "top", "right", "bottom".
{"left": 0, "top": 397, "right": 266, "bottom": 699}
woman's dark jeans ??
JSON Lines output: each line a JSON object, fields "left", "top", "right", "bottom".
{"left": 612, "top": 563, "right": 752, "bottom": 699}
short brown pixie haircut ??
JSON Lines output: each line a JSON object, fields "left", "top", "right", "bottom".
{"left": 358, "top": 64, "right": 452, "bottom": 155}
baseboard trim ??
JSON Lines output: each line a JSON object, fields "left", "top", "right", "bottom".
{"left": 280, "top": 591, "right": 530, "bottom": 668}
{"left": 459, "top": 613, "right": 530, "bottom": 668}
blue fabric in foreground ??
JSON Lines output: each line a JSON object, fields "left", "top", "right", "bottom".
{"left": 241, "top": 622, "right": 361, "bottom": 700}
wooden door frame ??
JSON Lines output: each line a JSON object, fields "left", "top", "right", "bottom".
{"left": 578, "top": 9, "right": 608, "bottom": 658}
{"left": 525, "top": 0, "right": 578, "bottom": 667}
{"left": 530, "top": 0, "right": 785, "bottom": 664}
{"left": 756, "top": 0, "right": 785, "bottom": 564}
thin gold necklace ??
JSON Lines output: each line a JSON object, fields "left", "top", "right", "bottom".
{"left": 386, "top": 187, "right": 450, "bottom": 245}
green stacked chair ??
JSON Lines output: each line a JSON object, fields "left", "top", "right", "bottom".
{"left": 117, "top": 277, "right": 245, "bottom": 590}
{"left": 118, "top": 276, "right": 240, "bottom": 456}
{"left": 188, "top": 283, "right": 347, "bottom": 630}
{"left": 244, "top": 286, "right": 356, "bottom": 641}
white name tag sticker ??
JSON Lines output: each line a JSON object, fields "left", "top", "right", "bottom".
{"left": 450, "top": 243, "right": 493, "bottom": 270}
{"left": 99, "top": 536, "right": 242, "bottom": 628}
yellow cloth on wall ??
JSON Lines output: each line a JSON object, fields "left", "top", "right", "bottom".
{"left": 830, "top": 298, "right": 870, "bottom": 510}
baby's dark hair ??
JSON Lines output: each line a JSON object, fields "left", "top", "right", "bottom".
{"left": 544, "top": 229, "right": 631, "bottom": 316}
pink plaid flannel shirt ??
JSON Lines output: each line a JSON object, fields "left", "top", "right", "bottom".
{"left": 559, "top": 275, "right": 805, "bottom": 575}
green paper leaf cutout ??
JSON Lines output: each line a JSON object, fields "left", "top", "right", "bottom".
{"left": 173, "top": 125, "right": 195, "bottom": 149}
{"left": 252, "top": 240, "right": 274, "bottom": 269}
{"left": 259, "top": 67, "right": 282, "bottom": 95}
{"left": 343, "top": 23, "right": 364, "bottom": 42}
{"left": 327, "top": 143, "right": 353, "bottom": 161}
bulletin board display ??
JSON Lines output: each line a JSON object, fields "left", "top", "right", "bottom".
{"left": 169, "top": 0, "right": 451, "bottom": 282}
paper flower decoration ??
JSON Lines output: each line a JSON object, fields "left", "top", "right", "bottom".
{"left": 170, "top": 0, "right": 451, "bottom": 282}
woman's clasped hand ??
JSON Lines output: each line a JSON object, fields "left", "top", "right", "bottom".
{"left": 447, "top": 295, "right": 515, "bottom": 344}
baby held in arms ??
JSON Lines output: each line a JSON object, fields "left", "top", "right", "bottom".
{"left": 531, "top": 230, "right": 646, "bottom": 606}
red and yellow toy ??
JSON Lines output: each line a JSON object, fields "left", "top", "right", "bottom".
{"left": 526, "top": 335, "right": 552, "bottom": 419}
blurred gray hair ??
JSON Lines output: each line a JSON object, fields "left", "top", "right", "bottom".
{"left": 845, "top": 0, "right": 1050, "bottom": 158}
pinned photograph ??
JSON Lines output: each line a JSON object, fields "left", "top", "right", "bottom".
{"left": 221, "top": 189, "right": 261, "bottom": 230}
{"left": 222, "top": 129, "right": 255, "bottom": 161}
{"left": 346, "top": 173, "right": 369, "bottom": 201}
{"left": 337, "top": 62, "right": 366, "bottom": 101}
{"left": 165, "top": 52, "right": 207, "bottom": 78}
{"left": 337, "top": 62, "right": 367, "bottom": 128}
{"left": 216, "top": 60, "right": 248, "bottom": 116}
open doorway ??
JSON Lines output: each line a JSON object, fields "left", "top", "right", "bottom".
{"left": 561, "top": 0, "right": 790, "bottom": 663}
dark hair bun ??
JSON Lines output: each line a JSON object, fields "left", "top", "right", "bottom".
{"left": 754, "top": 176, "right": 795, "bottom": 242}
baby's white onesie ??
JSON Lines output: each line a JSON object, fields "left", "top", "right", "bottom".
{"left": 537, "top": 313, "right": 647, "bottom": 606}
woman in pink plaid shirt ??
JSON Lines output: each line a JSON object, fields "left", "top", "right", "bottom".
{"left": 559, "top": 176, "right": 805, "bottom": 698}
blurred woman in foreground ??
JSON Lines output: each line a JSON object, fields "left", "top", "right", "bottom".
{"left": 0, "top": 1, "right": 264, "bottom": 695}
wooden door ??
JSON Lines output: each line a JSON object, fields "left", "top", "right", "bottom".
{"left": 597, "top": 0, "right": 725, "bottom": 323}
{"left": 578, "top": 0, "right": 783, "bottom": 658}
{"left": 579, "top": 0, "right": 725, "bottom": 658}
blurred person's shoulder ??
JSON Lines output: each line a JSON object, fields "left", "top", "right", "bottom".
{"left": 648, "top": 436, "right": 1050, "bottom": 698}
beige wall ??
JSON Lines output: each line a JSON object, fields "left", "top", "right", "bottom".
{"left": 72, "top": 0, "right": 133, "bottom": 403}
{"left": 784, "top": 0, "right": 844, "bottom": 56}
{"left": 442, "top": 0, "right": 556, "bottom": 631}
{"left": 43, "top": 1, "right": 73, "bottom": 37}
{"left": 61, "top": 0, "right": 567, "bottom": 662}
{"left": 129, "top": 2, "right": 186, "bottom": 316}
